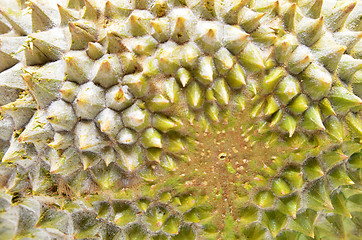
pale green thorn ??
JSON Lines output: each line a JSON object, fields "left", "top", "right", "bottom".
{"left": 303, "top": 105, "right": 325, "bottom": 131}
{"left": 225, "top": 63, "right": 246, "bottom": 89}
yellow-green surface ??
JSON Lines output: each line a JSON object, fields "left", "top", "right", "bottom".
{"left": 0, "top": 0, "right": 361, "bottom": 239}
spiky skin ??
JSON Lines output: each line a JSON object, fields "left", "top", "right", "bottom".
{"left": 0, "top": 0, "right": 361, "bottom": 239}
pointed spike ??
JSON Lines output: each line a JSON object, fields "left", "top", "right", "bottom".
{"left": 303, "top": 105, "right": 325, "bottom": 131}
{"left": 288, "top": 94, "right": 309, "bottom": 114}
{"left": 68, "top": 0, "right": 85, "bottom": 10}
{"left": 238, "top": 43, "right": 265, "bottom": 71}
{"left": 69, "top": 21, "right": 96, "bottom": 50}
{"left": 344, "top": 112, "right": 362, "bottom": 137}
{"left": 302, "top": 0, "right": 323, "bottom": 19}
{"left": 275, "top": 34, "right": 299, "bottom": 64}
{"left": 0, "top": 8, "right": 31, "bottom": 35}
{"left": 276, "top": 75, "right": 300, "bottom": 104}
{"left": 92, "top": 56, "right": 121, "bottom": 88}
{"left": 297, "top": 17, "right": 324, "bottom": 46}
{"left": 83, "top": 0, "right": 98, "bottom": 20}
{"left": 289, "top": 209, "right": 317, "bottom": 238}
{"left": 287, "top": 46, "right": 312, "bottom": 74}
{"left": 151, "top": 17, "right": 170, "bottom": 42}
{"left": 263, "top": 67, "right": 286, "bottom": 93}
{"left": 325, "top": 2, "right": 356, "bottom": 32}
{"left": 141, "top": 128, "right": 162, "bottom": 148}
{"left": 301, "top": 63, "right": 332, "bottom": 100}
{"left": 329, "top": 86, "right": 362, "bottom": 113}
{"left": 195, "top": 56, "right": 214, "bottom": 85}
{"left": 223, "top": 25, "right": 249, "bottom": 55}
{"left": 186, "top": 81, "right": 204, "bottom": 109}
{"left": 226, "top": 63, "right": 246, "bottom": 89}
{"left": 338, "top": 55, "right": 362, "bottom": 82}
{"left": 29, "top": 1, "right": 54, "bottom": 32}
{"left": 86, "top": 42, "right": 105, "bottom": 60}
{"left": 283, "top": 3, "right": 296, "bottom": 32}
{"left": 238, "top": 7, "right": 265, "bottom": 33}
{"left": 280, "top": 114, "right": 297, "bottom": 137}
{"left": 57, "top": 4, "right": 78, "bottom": 26}
{"left": 175, "top": 68, "right": 191, "bottom": 87}
{"left": 328, "top": 165, "right": 355, "bottom": 187}
{"left": 325, "top": 115, "right": 344, "bottom": 142}
{"left": 264, "top": 95, "right": 280, "bottom": 116}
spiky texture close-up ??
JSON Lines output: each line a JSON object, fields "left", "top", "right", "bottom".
{"left": 0, "top": 0, "right": 361, "bottom": 239}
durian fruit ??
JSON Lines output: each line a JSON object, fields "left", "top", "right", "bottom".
{"left": 0, "top": 0, "right": 361, "bottom": 239}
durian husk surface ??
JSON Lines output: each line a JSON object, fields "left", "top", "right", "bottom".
{"left": 0, "top": 0, "right": 361, "bottom": 239}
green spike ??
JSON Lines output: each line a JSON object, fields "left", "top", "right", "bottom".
{"left": 83, "top": 0, "right": 98, "bottom": 20}
{"left": 276, "top": 75, "right": 300, "bottom": 104}
{"left": 262, "top": 67, "right": 286, "bottom": 93}
{"left": 86, "top": 42, "right": 105, "bottom": 60}
{"left": 151, "top": 17, "right": 170, "bottom": 42}
{"left": 238, "top": 7, "right": 265, "bottom": 33}
{"left": 29, "top": 1, "right": 54, "bottom": 32}
{"left": 297, "top": 17, "right": 324, "bottom": 46}
{"left": 301, "top": 63, "right": 332, "bottom": 100}
{"left": 324, "top": 115, "right": 344, "bottom": 142}
{"left": 163, "top": 216, "right": 180, "bottom": 234}
{"left": 282, "top": 166, "right": 303, "bottom": 189}
{"left": 243, "top": 223, "right": 266, "bottom": 240}
{"left": 331, "top": 191, "right": 351, "bottom": 218}
{"left": 325, "top": 2, "right": 356, "bottom": 32}
{"left": 329, "top": 86, "right": 362, "bottom": 113}
{"left": 303, "top": 158, "right": 324, "bottom": 180}
{"left": 57, "top": 4, "right": 78, "bottom": 25}
{"left": 303, "top": 105, "right": 325, "bottom": 131}
{"left": 238, "top": 43, "right": 265, "bottom": 71}
{"left": 275, "top": 34, "right": 299, "bottom": 64}
{"left": 104, "top": 0, "right": 132, "bottom": 19}
{"left": 186, "top": 81, "right": 204, "bottom": 109}
{"left": 264, "top": 95, "right": 279, "bottom": 116}
{"left": 212, "top": 78, "right": 230, "bottom": 105}
{"left": 306, "top": 179, "right": 333, "bottom": 211}
{"left": 289, "top": 209, "right": 317, "bottom": 238}
{"left": 312, "top": 35, "right": 347, "bottom": 72}
{"left": 338, "top": 55, "right": 362, "bottom": 82}
{"left": 195, "top": 56, "right": 214, "bottom": 85}
{"left": 328, "top": 165, "right": 354, "bottom": 187}
{"left": 123, "top": 73, "right": 147, "bottom": 98}
{"left": 69, "top": 21, "right": 96, "bottom": 50}
{"left": 288, "top": 94, "right": 309, "bottom": 114}
{"left": 214, "top": 47, "right": 234, "bottom": 75}
{"left": 277, "top": 194, "right": 300, "bottom": 219}
{"left": 205, "top": 103, "right": 219, "bottom": 122}
{"left": 270, "top": 109, "right": 283, "bottom": 127}
{"left": 287, "top": 46, "right": 312, "bottom": 74}
{"left": 223, "top": 25, "right": 249, "bottom": 55}
{"left": 225, "top": 63, "right": 246, "bottom": 89}
{"left": 153, "top": 114, "right": 177, "bottom": 133}
{"left": 175, "top": 68, "right": 191, "bottom": 87}
{"left": 254, "top": 191, "right": 275, "bottom": 208}
{"left": 234, "top": 93, "right": 246, "bottom": 111}
{"left": 141, "top": 128, "right": 162, "bottom": 148}
{"left": 279, "top": 114, "right": 297, "bottom": 137}
{"left": 160, "top": 155, "right": 177, "bottom": 171}
{"left": 271, "top": 178, "right": 292, "bottom": 196}
{"left": 283, "top": 3, "right": 296, "bottom": 32}
{"left": 171, "top": 16, "right": 190, "bottom": 44}
{"left": 262, "top": 210, "right": 287, "bottom": 238}
{"left": 145, "top": 206, "right": 169, "bottom": 231}
{"left": 319, "top": 98, "right": 336, "bottom": 117}
{"left": 344, "top": 112, "right": 362, "bottom": 137}
{"left": 301, "top": 0, "right": 323, "bottom": 19}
